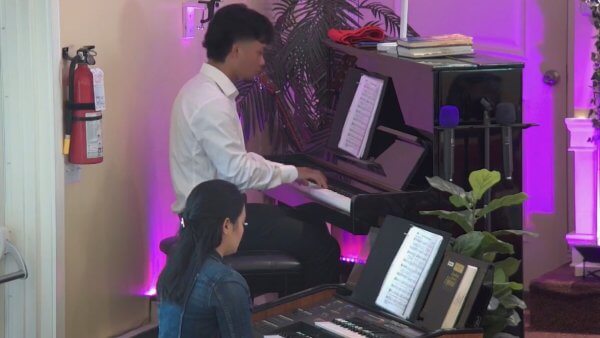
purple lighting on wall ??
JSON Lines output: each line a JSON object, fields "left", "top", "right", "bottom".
{"left": 144, "top": 175, "right": 179, "bottom": 296}
{"left": 142, "top": 84, "right": 180, "bottom": 296}
{"left": 340, "top": 256, "right": 366, "bottom": 264}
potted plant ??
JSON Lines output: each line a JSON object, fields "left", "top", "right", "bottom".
{"left": 236, "top": 0, "right": 416, "bottom": 152}
{"left": 419, "top": 169, "right": 535, "bottom": 338}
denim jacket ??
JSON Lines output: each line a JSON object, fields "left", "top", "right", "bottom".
{"left": 159, "top": 253, "right": 253, "bottom": 338}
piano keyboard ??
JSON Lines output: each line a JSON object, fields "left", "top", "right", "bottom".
{"left": 316, "top": 320, "right": 370, "bottom": 337}
{"left": 271, "top": 317, "right": 399, "bottom": 337}
{"left": 292, "top": 182, "right": 352, "bottom": 214}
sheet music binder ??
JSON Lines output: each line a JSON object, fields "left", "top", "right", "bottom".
{"left": 351, "top": 215, "right": 452, "bottom": 322}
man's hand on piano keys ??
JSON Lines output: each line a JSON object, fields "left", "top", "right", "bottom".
{"left": 296, "top": 167, "right": 328, "bottom": 189}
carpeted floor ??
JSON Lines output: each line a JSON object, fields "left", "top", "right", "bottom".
{"left": 527, "top": 264, "right": 600, "bottom": 336}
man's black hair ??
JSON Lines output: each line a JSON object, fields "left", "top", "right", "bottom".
{"left": 203, "top": 4, "right": 274, "bottom": 62}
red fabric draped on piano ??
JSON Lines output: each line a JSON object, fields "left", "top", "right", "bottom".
{"left": 327, "top": 25, "right": 385, "bottom": 46}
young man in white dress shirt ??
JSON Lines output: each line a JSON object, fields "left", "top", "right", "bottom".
{"left": 169, "top": 3, "right": 340, "bottom": 288}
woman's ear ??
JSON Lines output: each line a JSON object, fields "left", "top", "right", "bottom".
{"left": 222, "top": 218, "right": 233, "bottom": 235}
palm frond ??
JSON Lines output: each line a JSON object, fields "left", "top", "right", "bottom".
{"left": 358, "top": 0, "right": 419, "bottom": 37}
{"left": 237, "top": 0, "right": 416, "bottom": 152}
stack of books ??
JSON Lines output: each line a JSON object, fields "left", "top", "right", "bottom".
{"left": 377, "top": 33, "right": 474, "bottom": 58}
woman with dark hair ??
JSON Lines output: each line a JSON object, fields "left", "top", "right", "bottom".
{"left": 157, "top": 179, "right": 251, "bottom": 338}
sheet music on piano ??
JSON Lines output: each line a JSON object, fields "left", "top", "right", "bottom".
{"left": 338, "top": 74, "right": 385, "bottom": 158}
{"left": 375, "top": 226, "right": 443, "bottom": 319}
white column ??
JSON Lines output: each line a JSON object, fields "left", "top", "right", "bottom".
{"left": 565, "top": 118, "right": 598, "bottom": 272}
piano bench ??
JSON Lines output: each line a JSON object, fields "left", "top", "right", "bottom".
{"left": 159, "top": 236, "right": 303, "bottom": 297}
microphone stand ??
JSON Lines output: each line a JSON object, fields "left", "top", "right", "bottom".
{"left": 483, "top": 108, "right": 492, "bottom": 232}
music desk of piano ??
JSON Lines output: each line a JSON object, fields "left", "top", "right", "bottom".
{"left": 252, "top": 285, "right": 483, "bottom": 338}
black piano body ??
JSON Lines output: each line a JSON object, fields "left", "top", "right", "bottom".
{"left": 265, "top": 42, "right": 525, "bottom": 237}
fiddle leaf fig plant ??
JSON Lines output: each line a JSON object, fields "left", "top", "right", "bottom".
{"left": 420, "top": 169, "right": 537, "bottom": 338}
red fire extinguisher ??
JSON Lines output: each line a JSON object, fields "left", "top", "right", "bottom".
{"left": 62, "top": 46, "right": 104, "bottom": 164}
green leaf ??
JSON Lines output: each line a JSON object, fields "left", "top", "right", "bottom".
{"left": 495, "top": 257, "right": 521, "bottom": 278}
{"left": 449, "top": 194, "right": 469, "bottom": 208}
{"left": 507, "top": 310, "right": 522, "bottom": 327}
{"left": 452, "top": 232, "right": 484, "bottom": 256}
{"left": 469, "top": 169, "right": 500, "bottom": 201}
{"left": 475, "top": 232, "right": 514, "bottom": 258}
{"left": 481, "top": 252, "right": 496, "bottom": 262}
{"left": 419, "top": 210, "right": 473, "bottom": 233}
{"left": 494, "top": 282, "right": 524, "bottom": 291}
{"left": 477, "top": 193, "right": 528, "bottom": 218}
{"left": 488, "top": 296, "right": 500, "bottom": 311}
{"left": 499, "top": 294, "right": 527, "bottom": 309}
{"left": 425, "top": 176, "right": 466, "bottom": 196}
{"left": 492, "top": 229, "right": 539, "bottom": 238}
{"left": 482, "top": 304, "right": 510, "bottom": 337}
{"left": 493, "top": 284, "right": 512, "bottom": 299}
{"left": 494, "top": 268, "right": 507, "bottom": 284}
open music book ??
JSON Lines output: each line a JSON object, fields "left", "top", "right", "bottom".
{"left": 375, "top": 226, "right": 444, "bottom": 319}
{"left": 338, "top": 74, "right": 384, "bottom": 158}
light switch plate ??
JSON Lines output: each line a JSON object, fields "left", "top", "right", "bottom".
{"left": 182, "top": 2, "right": 206, "bottom": 39}
{"left": 65, "top": 163, "right": 81, "bottom": 184}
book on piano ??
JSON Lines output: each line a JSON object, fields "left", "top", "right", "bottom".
{"left": 396, "top": 33, "right": 473, "bottom": 48}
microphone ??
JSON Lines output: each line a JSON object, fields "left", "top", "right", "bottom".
{"left": 439, "top": 105, "right": 460, "bottom": 182}
{"left": 496, "top": 102, "right": 516, "bottom": 181}
{"left": 480, "top": 97, "right": 493, "bottom": 114}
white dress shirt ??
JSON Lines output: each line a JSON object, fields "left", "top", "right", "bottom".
{"left": 170, "top": 63, "right": 298, "bottom": 213}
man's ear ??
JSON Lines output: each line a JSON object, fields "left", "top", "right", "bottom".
{"left": 229, "top": 42, "right": 241, "bottom": 59}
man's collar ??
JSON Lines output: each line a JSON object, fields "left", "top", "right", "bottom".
{"left": 200, "top": 63, "right": 239, "bottom": 99}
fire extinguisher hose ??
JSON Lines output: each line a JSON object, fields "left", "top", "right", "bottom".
{"left": 63, "top": 59, "right": 78, "bottom": 155}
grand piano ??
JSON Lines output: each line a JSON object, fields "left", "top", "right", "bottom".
{"left": 265, "top": 42, "right": 525, "bottom": 237}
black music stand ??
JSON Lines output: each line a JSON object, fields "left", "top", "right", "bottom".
{"left": 574, "top": 245, "right": 600, "bottom": 279}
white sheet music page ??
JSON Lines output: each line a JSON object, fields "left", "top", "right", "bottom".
{"left": 338, "top": 75, "right": 384, "bottom": 158}
{"left": 375, "top": 226, "right": 443, "bottom": 319}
